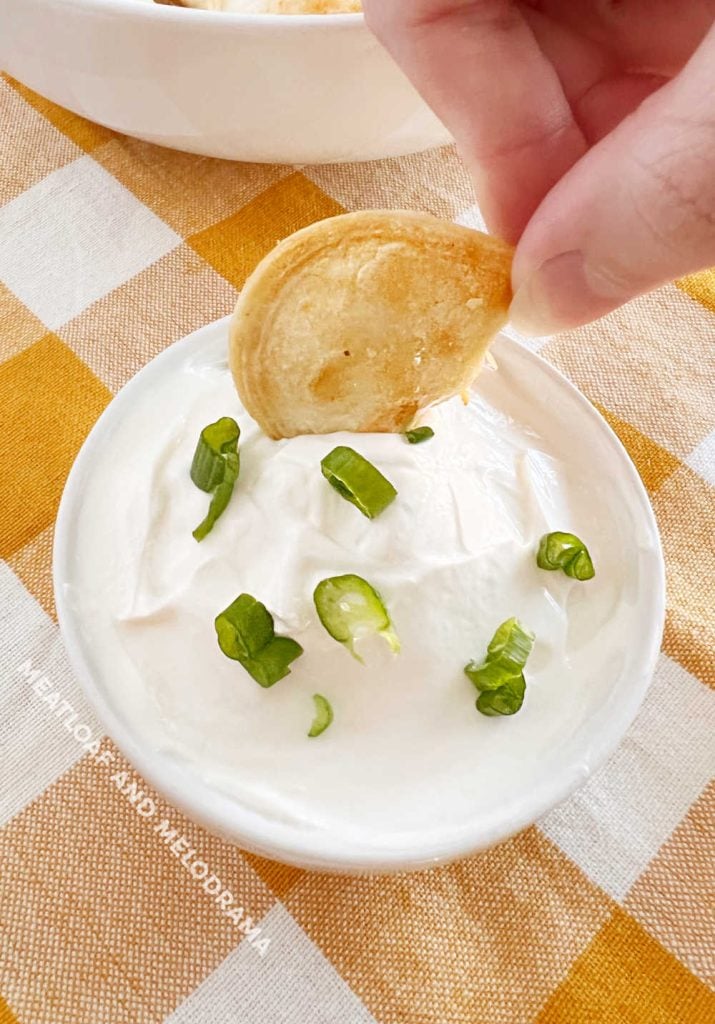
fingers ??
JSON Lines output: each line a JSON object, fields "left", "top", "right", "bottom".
{"left": 363, "top": 0, "right": 586, "bottom": 241}
{"left": 526, "top": 0, "right": 715, "bottom": 75}
{"left": 519, "top": 5, "right": 668, "bottom": 143}
{"left": 510, "top": 23, "right": 715, "bottom": 335}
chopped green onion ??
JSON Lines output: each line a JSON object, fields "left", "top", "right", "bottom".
{"left": 313, "top": 574, "right": 400, "bottom": 662}
{"left": 191, "top": 417, "right": 240, "bottom": 541}
{"left": 320, "top": 446, "right": 397, "bottom": 519}
{"left": 464, "top": 618, "right": 534, "bottom": 717}
{"left": 465, "top": 617, "right": 534, "bottom": 691}
{"left": 308, "top": 694, "right": 333, "bottom": 738}
{"left": 193, "top": 460, "right": 238, "bottom": 542}
{"left": 215, "top": 593, "right": 303, "bottom": 687}
{"left": 191, "top": 417, "right": 239, "bottom": 492}
{"left": 563, "top": 548, "right": 595, "bottom": 581}
{"left": 486, "top": 616, "right": 534, "bottom": 672}
{"left": 537, "top": 531, "right": 595, "bottom": 581}
{"left": 476, "top": 674, "right": 526, "bottom": 716}
{"left": 404, "top": 426, "right": 434, "bottom": 445}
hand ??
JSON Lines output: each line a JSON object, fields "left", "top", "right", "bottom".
{"left": 364, "top": 0, "right": 715, "bottom": 334}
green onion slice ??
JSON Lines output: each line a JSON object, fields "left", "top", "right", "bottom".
{"left": 464, "top": 618, "right": 534, "bottom": 717}
{"left": 308, "top": 694, "right": 334, "bottom": 738}
{"left": 486, "top": 616, "right": 534, "bottom": 673}
{"left": 404, "top": 426, "right": 434, "bottom": 445}
{"left": 191, "top": 417, "right": 240, "bottom": 541}
{"left": 476, "top": 674, "right": 526, "bottom": 716}
{"left": 215, "top": 593, "right": 303, "bottom": 687}
{"left": 464, "top": 617, "right": 535, "bottom": 691}
{"left": 537, "top": 531, "right": 595, "bottom": 581}
{"left": 320, "top": 446, "right": 397, "bottom": 519}
{"left": 313, "top": 574, "right": 400, "bottom": 662}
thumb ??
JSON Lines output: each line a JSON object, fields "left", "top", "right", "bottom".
{"left": 510, "top": 24, "right": 715, "bottom": 336}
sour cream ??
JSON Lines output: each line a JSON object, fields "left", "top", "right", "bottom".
{"left": 64, "top": 325, "right": 639, "bottom": 861}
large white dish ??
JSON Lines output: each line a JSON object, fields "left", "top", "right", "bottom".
{"left": 54, "top": 317, "right": 665, "bottom": 872}
{"left": 0, "top": 0, "right": 451, "bottom": 163}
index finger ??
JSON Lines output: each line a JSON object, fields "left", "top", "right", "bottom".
{"left": 364, "top": 0, "right": 587, "bottom": 241}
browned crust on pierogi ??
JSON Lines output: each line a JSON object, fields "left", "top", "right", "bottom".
{"left": 229, "top": 210, "right": 513, "bottom": 439}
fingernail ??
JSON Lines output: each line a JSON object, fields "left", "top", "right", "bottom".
{"left": 509, "top": 250, "right": 622, "bottom": 337}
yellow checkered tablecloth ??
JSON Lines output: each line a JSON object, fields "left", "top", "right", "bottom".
{"left": 1, "top": 71, "right": 714, "bottom": 1024}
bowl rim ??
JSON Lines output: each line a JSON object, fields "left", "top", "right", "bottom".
{"left": 46, "top": 0, "right": 365, "bottom": 29}
{"left": 53, "top": 317, "right": 666, "bottom": 873}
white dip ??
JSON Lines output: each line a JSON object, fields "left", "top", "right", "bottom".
{"left": 64, "top": 325, "right": 645, "bottom": 863}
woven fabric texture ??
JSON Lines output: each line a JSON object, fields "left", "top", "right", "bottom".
{"left": 0, "top": 72, "right": 713, "bottom": 1024}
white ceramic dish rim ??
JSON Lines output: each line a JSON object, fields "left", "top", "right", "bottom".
{"left": 55, "top": 0, "right": 365, "bottom": 28}
{"left": 53, "top": 318, "right": 666, "bottom": 873}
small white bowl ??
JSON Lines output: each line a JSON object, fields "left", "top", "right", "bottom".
{"left": 0, "top": 0, "right": 451, "bottom": 163}
{"left": 53, "top": 318, "right": 665, "bottom": 873}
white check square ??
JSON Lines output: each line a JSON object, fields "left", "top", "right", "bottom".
{"left": 167, "top": 904, "right": 379, "bottom": 1024}
{"left": 0, "top": 560, "right": 102, "bottom": 825}
{"left": 686, "top": 429, "right": 715, "bottom": 487}
{"left": 539, "top": 653, "right": 715, "bottom": 901}
{"left": 0, "top": 154, "right": 180, "bottom": 328}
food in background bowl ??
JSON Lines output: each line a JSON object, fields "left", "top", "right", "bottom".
{"left": 54, "top": 215, "right": 664, "bottom": 871}
{"left": 156, "top": 1, "right": 361, "bottom": 11}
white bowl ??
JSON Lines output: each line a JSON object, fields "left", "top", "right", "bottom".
{"left": 0, "top": 0, "right": 452, "bottom": 163}
{"left": 53, "top": 318, "right": 666, "bottom": 873}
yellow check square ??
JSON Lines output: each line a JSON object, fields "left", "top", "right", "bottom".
{"left": 0, "top": 335, "right": 110, "bottom": 558}
{"left": 188, "top": 173, "right": 344, "bottom": 290}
